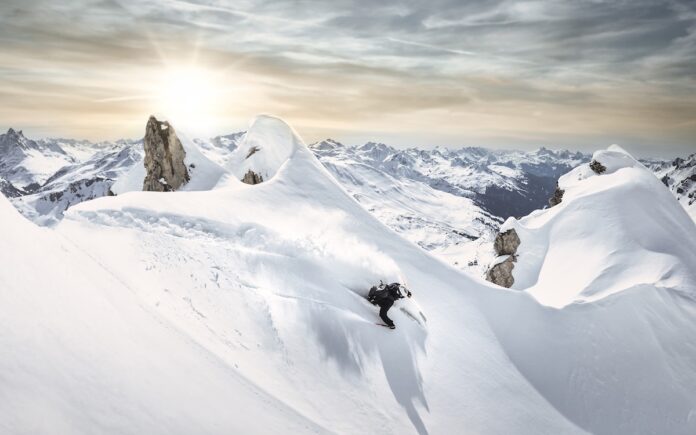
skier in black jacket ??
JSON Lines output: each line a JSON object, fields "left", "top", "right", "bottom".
{"left": 368, "top": 282, "right": 412, "bottom": 329}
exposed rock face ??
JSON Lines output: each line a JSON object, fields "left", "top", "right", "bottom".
{"left": 590, "top": 159, "right": 607, "bottom": 174}
{"left": 241, "top": 170, "right": 263, "bottom": 185}
{"left": 493, "top": 229, "right": 520, "bottom": 256}
{"left": 486, "top": 228, "right": 521, "bottom": 287}
{"left": 239, "top": 144, "right": 264, "bottom": 184}
{"left": 548, "top": 185, "right": 564, "bottom": 207}
{"left": 246, "top": 146, "right": 260, "bottom": 159}
{"left": 486, "top": 256, "right": 516, "bottom": 288}
{"left": 142, "top": 116, "right": 189, "bottom": 192}
{"left": 0, "top": 177, "right": 24, "bottom": 198}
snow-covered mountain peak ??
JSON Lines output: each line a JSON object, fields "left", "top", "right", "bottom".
{"left": 356, "top": 141, "right": 396, "bottom": 161}
{"left": 533, "top": 146, "right": 556, "bottom": 157}
{"left": 591, "top": 144, "right": 641, "bottom": 174}
{"left": 0, "top": 127, "right": 74, "bottom": 188}
{"left": 1, "top": 127, "right": 33, "bottom": 152}
{"left": 224, "top": 115, "right": 305, "bottom": 183}
{"left": 4, "top": 127, "right": 22, "bottom": 138}
{"left": 499, "top": 144, "right": 696, "bottom": 308}
{"left": 309, "top": 138, "right": 344, "bottom": 152}
{"left": 1, "top": 128, "right": 72, "bottom": 155}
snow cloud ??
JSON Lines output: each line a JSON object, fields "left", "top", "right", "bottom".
{"left": 0, "top": 0, "right": 694, "bottom": 156}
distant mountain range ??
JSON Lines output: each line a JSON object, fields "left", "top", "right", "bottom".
{"left": 1, "top": 127, "right": 693, "bottom": 268}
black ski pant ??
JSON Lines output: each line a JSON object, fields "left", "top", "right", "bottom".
{"left": 378, "top": 298, "right": 395, "bottom": 327}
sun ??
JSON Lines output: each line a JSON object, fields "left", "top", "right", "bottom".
{"left": 156, "top": 66, "right": 221, "bottom": 134}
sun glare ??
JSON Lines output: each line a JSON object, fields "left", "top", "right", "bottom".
{"left": 156, "top": 66, "right": 221, "bottom": 134}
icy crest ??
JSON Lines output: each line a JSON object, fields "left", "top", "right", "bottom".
{"left": 225, "top": 115, "right": 303, "bottom": 183}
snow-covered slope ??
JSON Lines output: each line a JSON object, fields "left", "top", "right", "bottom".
{"left": 36, "top": 137, "right": 127, "bottom": 162}
{"left": 477, "top": 145, "right": 696, "bottom": 433}
{"left": 501, "top": 145, "right": 696, "bottom": 308}
{"left": 0, "top": 176, "right": 24, "bottom": 198}
{"left": 48, "top": 117, "right": 580, "bottom": 434}
{"left": 0, "top": 193, "right": 329, "bottom": 434}
{"left": 649, "top": 153, "right": 696, "bottom": 221}
{"left": 314, "top": 141, "right": 500, "bottom": 270}
{"left": 1, "top": 118, "right": 688, "bottom": 434}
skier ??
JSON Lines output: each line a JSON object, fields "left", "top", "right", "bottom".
{"left": 367, "top": 282, "right": 412, "bottom": 329}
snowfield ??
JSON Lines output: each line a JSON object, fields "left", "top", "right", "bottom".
{"left": 2, "top": 117, "right": 696, "bottom": 434}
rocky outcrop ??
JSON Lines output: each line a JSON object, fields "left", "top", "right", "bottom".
{"left": 493, "top": 229, "right": 520, "bottom": 256}
{"left": 246, "top": 146, "right": 260, "bottom": 159}
{"left": 241, "top": 170, "right": 263, "bottom": 185}
{"left": 239, "top": 145, "right": 264, "bottom": 184}
{"left": 486, "top": 256, "right": 515, "bottom": 288}
{"left": 590, "top": 159, "right": 606, "bottom": 174}
{"left": 0, "top": 177, "right": 24, "bottom": 198}
{"left": 142, "top": 116, "right": 189, "bottom": 192}
{"left": 486, "top": 228, "right": 520, "bottom": 288}
{"left": 548, "top": 185, "right": 564, "bottom": 207}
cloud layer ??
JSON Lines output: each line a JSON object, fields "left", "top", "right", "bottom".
{"left": 0, "top": 0, "right": 694, "bottom": 156}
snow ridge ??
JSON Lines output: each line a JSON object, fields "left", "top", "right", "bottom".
{"left": 502, "top": 145, "right": 696, "bottom": 307}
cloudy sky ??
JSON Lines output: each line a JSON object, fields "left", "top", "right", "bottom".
{"left": 1, "top": 0, "right": 694, "bottom": 156}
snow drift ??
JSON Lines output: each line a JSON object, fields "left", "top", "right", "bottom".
{"left": 500, "top": 145, "right": 696, "bottom": 308}
{"left": 3, "top": 119, "right": 696, "bottom": 435}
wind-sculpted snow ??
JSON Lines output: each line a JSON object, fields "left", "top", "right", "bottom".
{"left": 477, "top": 151, "right": 696, "bottom": 435}
{"left": 502, "top": 145, "right": 696, "bottom": 307}
{"left": 0, "top": 194, "right": 329, "bottom": 434}
{"left": 223, "top": 115, "right": 301, "bottom": 183}
{"left": 3, "top": 119, "right": 696, "bottom": 434}
{"left": 67, "top": 205, "right": 403, "bottom": 292}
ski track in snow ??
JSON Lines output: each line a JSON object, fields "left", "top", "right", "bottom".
{"left": 54, "top": 215, "right": 332, "bottom": 434}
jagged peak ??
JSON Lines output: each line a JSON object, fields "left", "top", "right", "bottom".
{"left": 3, "top": 127, "right": 25, "bottom": 140}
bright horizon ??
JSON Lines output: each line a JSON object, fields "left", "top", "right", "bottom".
{"left": 1, "top": 0, "right": 695, "bottom": 158}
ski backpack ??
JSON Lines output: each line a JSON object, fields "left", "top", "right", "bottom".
{"left": 367, "top": 281, "right": 401, "bottom": 303}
